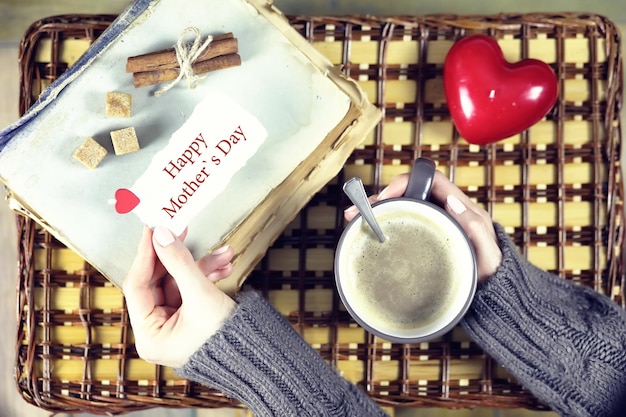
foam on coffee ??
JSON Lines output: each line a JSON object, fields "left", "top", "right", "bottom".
{"left": 345, "top": 209, "right": 461, "bottom": 333}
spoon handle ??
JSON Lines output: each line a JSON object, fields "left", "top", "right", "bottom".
{"left": 343, "top": 177, "right": 386, "bottom": 242}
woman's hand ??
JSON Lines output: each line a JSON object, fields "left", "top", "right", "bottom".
{"left": 344, "top": 171, "right": 502, "bottom": 282}
{"left": 122, "top": 226, "right": 237, "bottom": 368}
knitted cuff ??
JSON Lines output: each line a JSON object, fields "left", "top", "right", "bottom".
{"left": 176, "top": 291, "right": 387, "bottom": 417}
{"left": 462, "top": 224, "right": 626, "bottom": 417}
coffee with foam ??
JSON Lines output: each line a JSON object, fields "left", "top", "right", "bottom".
{"left": 335, "top": 198, "right": 476, "bottom": 342}
{"left": 348, "top": 209, "right": 459, "bottom": 332}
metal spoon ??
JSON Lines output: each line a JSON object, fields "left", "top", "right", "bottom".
{"left": 343, "top": 177, "right": 386, "bottom": 242}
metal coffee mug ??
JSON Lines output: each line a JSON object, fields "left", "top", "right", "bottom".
{"left": 334, "top": 158, "right": 477, "bottom": 343}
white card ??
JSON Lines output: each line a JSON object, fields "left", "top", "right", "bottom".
{"left": 113, "top": 91, "right": 267, "bottom": 234}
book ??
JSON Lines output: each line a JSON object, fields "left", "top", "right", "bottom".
{"left": 0, "top": 0, "right": 381, "bottom": 293}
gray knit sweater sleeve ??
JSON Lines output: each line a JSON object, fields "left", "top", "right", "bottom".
{"left": 176, "top": 290, "right": 388, "bottom": 417}
{"left": 461, "top": 224, "right": 626, "bottom": 417}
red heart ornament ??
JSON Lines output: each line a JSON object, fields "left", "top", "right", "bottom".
{"left": 114, "top": 188, "right": 140, "bottom": 214}
{"left": 443, "top": 34, "right": 558, "bottom": 145}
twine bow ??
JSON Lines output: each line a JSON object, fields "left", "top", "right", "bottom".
{"left": 155, "top": 27, "right": 213, "bottom": 97}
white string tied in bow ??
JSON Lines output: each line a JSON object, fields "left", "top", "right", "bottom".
{"left": 155, "top": 27, "right": 213, "bottom": 97}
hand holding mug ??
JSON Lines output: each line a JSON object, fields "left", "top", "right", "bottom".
{"left": 122, "top": 227, "right": 237, "bottom": 368}
{"left": 337, "top": 158, "right": 502, "bottom": 343}
{"left": 344, "top": 164, "right": 502, "bottom": 283}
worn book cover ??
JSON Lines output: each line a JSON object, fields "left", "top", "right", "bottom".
{"left": 0, "top": 0, "right": 381, "bottom": 293}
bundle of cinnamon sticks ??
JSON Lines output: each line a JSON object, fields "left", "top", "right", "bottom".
{"left": 126, "top": 32, "right": 241, "bottom": 88}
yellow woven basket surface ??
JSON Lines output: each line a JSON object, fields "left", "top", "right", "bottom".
{"left": 13, "top": 12, "right": 625, "bottom": 414}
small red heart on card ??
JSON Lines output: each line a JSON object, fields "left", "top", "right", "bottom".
{"left": 443, "top": 34, "right": 558, "bottom": 145}
{"left": 114, "top": 188, "right": 140, "bottom": 214}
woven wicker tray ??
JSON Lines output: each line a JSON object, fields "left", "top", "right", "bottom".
{"left": 13, "top": 12, "right": 625, "bottom": 414}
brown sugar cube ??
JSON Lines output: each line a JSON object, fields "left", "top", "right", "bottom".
{"left": 73, "top": 137, "right": 108, "bottom": 169}
{"left": 106, "top": 91, "right": 132, "bottom": 117}
{"left": 110, "top": 127, "right": 140, "bottom": 155}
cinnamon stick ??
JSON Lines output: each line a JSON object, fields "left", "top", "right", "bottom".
{"left": 126, "top": 32, "right": 237, "bottom": 73}
{"left": 132, "top": 53, "right": 242, "bottom": 88}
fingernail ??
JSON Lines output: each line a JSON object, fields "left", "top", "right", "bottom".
{"left": 344, "top": 205, "right": 358, "bottom": 214}
{"left": 446, "top": 195, "right": 467, "bottom": 215}
{"left": 212, "top": 245, "right": 230, "bottom": 255}
{"left": 153, "top": 226, "right": 175, "bottom": 247}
